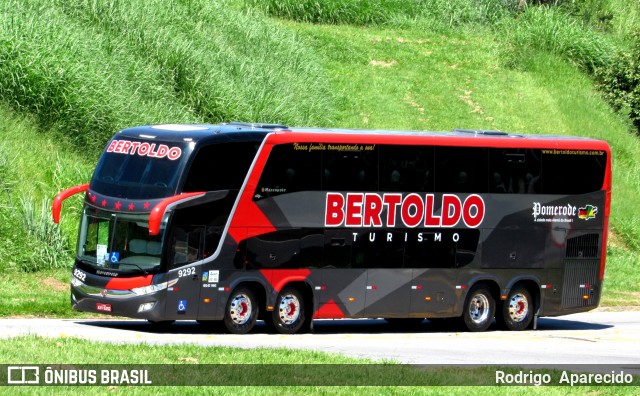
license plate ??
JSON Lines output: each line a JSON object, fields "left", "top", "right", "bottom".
{"left": 96, "top": 303, "right": 112, "bottom": 312}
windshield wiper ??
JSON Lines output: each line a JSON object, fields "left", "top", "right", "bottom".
{"left": 119, "top": 262, "right": 149, "bottom": 276}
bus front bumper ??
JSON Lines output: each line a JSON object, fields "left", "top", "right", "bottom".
{"left": 70, "top": 281, "right": 167, "bottom": 321}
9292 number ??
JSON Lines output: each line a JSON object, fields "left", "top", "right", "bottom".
{"left": 73, "top": 268, "right": 87, "bottom": 282}
{"left": 178, "top": 267, "right": 196, "bottom": 278}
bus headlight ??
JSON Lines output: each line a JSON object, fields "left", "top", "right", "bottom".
{"left": 131, "top": 279, "right": 178, "bottom": 296}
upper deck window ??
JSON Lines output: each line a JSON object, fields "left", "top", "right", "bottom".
{"left": 254, "top": 142, "right": 607, "bottom": 199}
{"left": 540, "top": 150, "right": 607, "bottom": 194}
{"left": 254, "top": 144, "right": 322, "bottom": 200}
{"left": 182, "top": 142, "right": 260, "bottom": 192}
{"left": 91, "top": 139, "right": 191, "bottom": 199}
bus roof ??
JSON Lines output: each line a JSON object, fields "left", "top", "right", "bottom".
{"left": 114, "top": 123, "right": 608, "bottom": 151}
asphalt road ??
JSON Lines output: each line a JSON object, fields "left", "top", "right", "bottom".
{"left": 1, "top": 312, "right": 639, "bottom": 369}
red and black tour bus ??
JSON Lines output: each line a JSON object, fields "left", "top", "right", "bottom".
{"left": 53, "top": 122, "right": 611, "bottom": 334}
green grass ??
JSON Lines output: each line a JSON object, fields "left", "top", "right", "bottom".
{"left": 0, "top": 269, "right": 78, "bottom": 317}
{"left": 600, "top": 0, "right": 640, "bottom": 39}
{"left": 0, "top": 337, "right": 636, "bottom": 394}
{"left": 245, "top": 0, "right": 515, "bottom": 29}
{"left": 0, "top": 0, "right": 334, "bottom": 154}
{"left": 497, "top": 5, "right": 616, "bottom": 73}
{"left": 0, "top": 105, "right": 91, "bottom": 272}
{"left": 601, "top": 247, "right": 640, "bottom": 307}
{"left": 0, "top": 1, "right": 197, "bottom": 153}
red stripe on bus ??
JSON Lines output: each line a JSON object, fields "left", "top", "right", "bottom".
{"left": 105, "top": 275, "right": 153, "bottom": 290}
{"left": 268, "top": 131, "right": 612, "bottom": 152}
{"left": 228, "top": 143, "right": 277, "bottom": 242}
{"left": 312, "top": 300, "right": 346, "bottom": 319}
{"left": 259, "top": 269, "right": 311, "bottom": 294}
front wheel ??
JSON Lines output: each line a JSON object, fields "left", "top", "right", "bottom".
{"left": 501, "top": 287, "right": 533, "bottom": 331}
{"left": 462, "top": 284, "right": 495, "bottom": 332}
{"left": 272, "top": 287, "right": 307, "bottom": 334}
{"left": 224, "top": 287, "right": 258, "bottom": 334}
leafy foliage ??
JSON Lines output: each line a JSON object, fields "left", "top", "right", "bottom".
{"left": 596, "top": 33, "right": 640, "bottom": 133}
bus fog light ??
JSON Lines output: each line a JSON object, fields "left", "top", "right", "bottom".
{"left": 138, "top": 302, "right": 156, "bottom": 313}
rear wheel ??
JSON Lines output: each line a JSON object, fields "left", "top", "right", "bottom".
{"left": 272, "top": 287, "right": 307, "bottom": 334}
{"left": 224, "top": 287, "right": 258, "bottom": 334}
{"left": 462, "top": 284, "right": 495, "bottom": 332}
{"left": 502, "top": 287, "right": 533, "bottom": 331}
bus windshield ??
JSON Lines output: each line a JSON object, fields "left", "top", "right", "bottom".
{"left": 90, "top": 139, "right": 191, "bottom": 199}
{"left": 77, "top": 207, "right": 166, "bottom": 274}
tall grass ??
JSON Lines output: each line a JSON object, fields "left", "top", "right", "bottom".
{"left": 0, "top": 190, "right": 71, "bottom": 272}
{"left": 0, "top": 107, "right": 91, "bottom": 272}
{"left": 56, "top": 0, "right": 334, "bottom": 130}
{"left": 13, "top": 197, "right": 71, "bottom": 272}
{"left": 604, "top": 0, "right": 640, "bottom": 38}
{"left": 498, "top": 6, "right": 616, "bottom": 73}
{"left": 247, "top": 0, "right": 515, "bottom": 29}
{"left": 0, "top": 140, "right": 71, "bottom": 271}
{"left": 0, "top": 1, "right": 196, "bottom": 154}
{"left": 0, "top": 0, "right": 334, "bottom": 155}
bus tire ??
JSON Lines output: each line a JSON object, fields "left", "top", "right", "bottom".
{"left": 224, "top": 287, "right": 258, "bottom": 334}
{"left": 272, "top": 287, "right": 306, "bottom": 334}
{"left": 462, "top": 284, "right": 495, "bottom": 332}
{"left": 502, "top": 286, "right": 533, "bottom": 331}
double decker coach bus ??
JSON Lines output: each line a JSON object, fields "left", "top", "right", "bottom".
{"left": 53, "top": 122, "right": 611, "bottom": 334}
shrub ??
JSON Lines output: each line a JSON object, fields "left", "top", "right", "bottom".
{"left": 596, "top": 33, "right": 640, "bottom": 133}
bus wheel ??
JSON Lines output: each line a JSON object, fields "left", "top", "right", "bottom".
{"left": 224, "top": 287, "right": 258, "bottom": 334}
{"left": 462, "top": 284, "right": 495, "bottom": 332}
{"left": 272, "top": 287, "right": 306, "bottom": 334}
{"left": 502, "top": 287, "right": 533, "bottom": 331}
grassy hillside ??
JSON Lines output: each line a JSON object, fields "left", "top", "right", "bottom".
{"left": 1, "top": 0, "right": 639, "bottom": 315}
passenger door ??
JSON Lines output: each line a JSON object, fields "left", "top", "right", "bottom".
{"left": 164, "top": 225, "right": 205, "bottom": 319}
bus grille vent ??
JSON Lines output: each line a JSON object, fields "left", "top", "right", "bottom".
{"left": 561, "top": 260, "right": 599, "bottom": 309}
{"left": 565, "top": 233, "right": 599, "bottom": 259}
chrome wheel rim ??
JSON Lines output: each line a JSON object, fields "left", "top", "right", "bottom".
{"left": 229, "top": 294, "right": 252, "bottom": 325}
{"left": 508, "top": 293, "right": 529, "bottom": 322}
{"left": 278, "top": 294, "right": 301, "bottom": 325}
{"left": 469, "top": 293, "right": 490, "bottom": 324}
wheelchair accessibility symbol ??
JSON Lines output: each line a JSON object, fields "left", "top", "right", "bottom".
{"left": 178, "top": 300, "right": 187, "bottom": 313}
